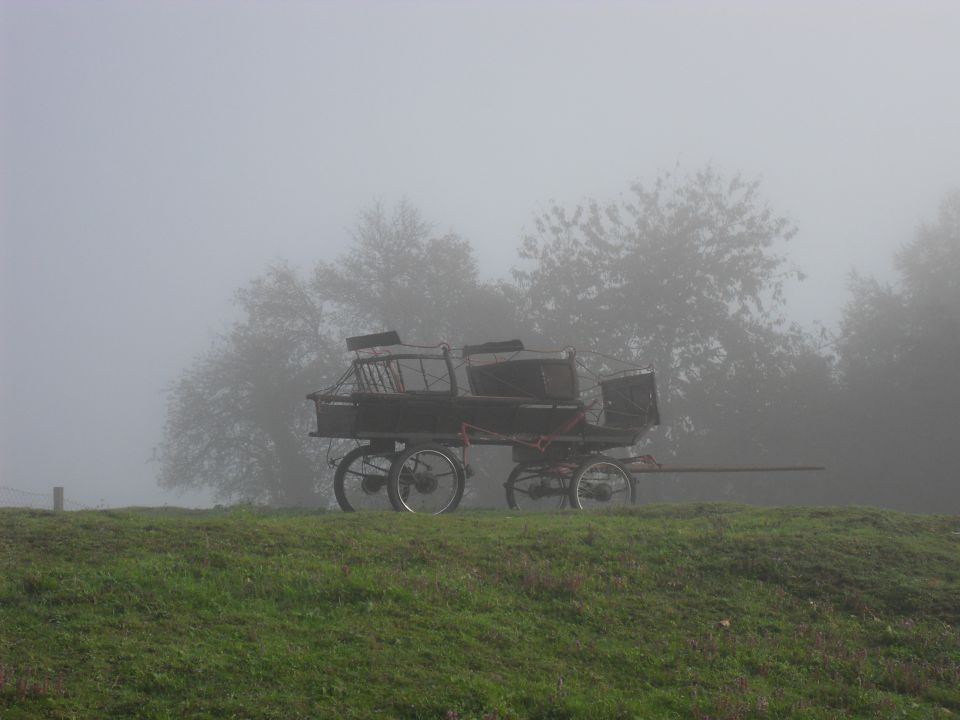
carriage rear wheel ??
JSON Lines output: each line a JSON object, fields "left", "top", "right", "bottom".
{"left": 333, "top": 444, "right": 397, "bottom": 512}
{"left": 567, "top": 456, "right": 635, "bottom": 510}
{"left": 387, "top": 444, "right": 465, "bottom": 514}
{"left": 504, "top": 461, "right": 573, "bottom": 510}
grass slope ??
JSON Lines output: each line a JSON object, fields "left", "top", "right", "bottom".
{"left": 1, "top": 505, "right": 959, "bottom": 719}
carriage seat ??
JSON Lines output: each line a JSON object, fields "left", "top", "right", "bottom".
{"left": 466, "top": 358, "right": 579, "bottom": 402}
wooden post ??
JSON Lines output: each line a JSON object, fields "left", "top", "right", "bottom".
{"left": 53, "top": 486, "right": 64, "bottom": 512}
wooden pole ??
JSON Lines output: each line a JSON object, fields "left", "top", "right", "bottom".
{"left": 53, "top": 486, "right": 64, "bottom": 512}
{"left": 626, "top": 464, "right": 825, "bottom": 474}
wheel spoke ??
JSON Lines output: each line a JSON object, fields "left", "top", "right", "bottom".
{"left": 569, "top": 457, "right": 635, "bottom": 510}
{"left": 388, "top": 445, "right": 464, "bottom": 514}
{"left": 334, "top": 446, "right": 396, "bottom": 512}
{"left": 505, "top": 462, "right": 571, "bottom": 510}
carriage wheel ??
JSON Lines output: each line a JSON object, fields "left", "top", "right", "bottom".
{"left": 387, "top": 444, "right": 465, "bottom": 514}
{"left": 333, "top": 445, "right": 398, "bottom": 512}
{"left": 567, "top": 456, "right": 635, "bottom": 510}
{"left": 504, "top": 461, "right": 573, "bottom": 510}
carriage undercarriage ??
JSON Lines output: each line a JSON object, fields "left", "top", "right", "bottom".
{"left": 329, "top": 441, "right": 641, "bottom": 514}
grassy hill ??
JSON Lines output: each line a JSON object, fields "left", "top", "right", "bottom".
{"left": 1, "top": 504, "right": 958, "bottom": 719}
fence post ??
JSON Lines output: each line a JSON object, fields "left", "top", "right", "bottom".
{"left": 53, "top": 486, "right": 64, "bottom": 512}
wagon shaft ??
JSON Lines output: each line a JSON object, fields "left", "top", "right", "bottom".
{"left": 626, "top": 463, "right": 825, "bottom": 474}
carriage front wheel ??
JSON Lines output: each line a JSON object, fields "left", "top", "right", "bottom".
{"left": 387, "top": 444, "right": 465, "bottom": 514}
{"left": 567, "top": 456, "right": 635, "bottom": 510}
{"left": 334, "top": 444, "right": 397, "bottom": 512}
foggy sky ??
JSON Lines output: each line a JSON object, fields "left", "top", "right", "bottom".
{"left": 2, "top": 1, "right": 959, "bottom": 508}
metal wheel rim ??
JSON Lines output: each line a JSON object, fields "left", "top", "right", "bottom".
{"left": 571, "top": 458, "right": 634, "bottom": 510}
{"left": 391, "top": 448, "right": 462, "bottom": 514}
{"left": 335, "top": 448, "right": 395, "bottom": 511}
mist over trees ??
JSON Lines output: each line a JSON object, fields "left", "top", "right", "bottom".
{"left": 158, "top": 176, "right": 960, "bottom": 513}
{"left": 514, "top": 172, "right": 800, "bottom": 451}
{"left": 157, "top": 266, "right": 335, "bottom": 505}
{"left": 158, "top": 202, "right": 509, "bottom": 506}
{"left": 834, "top": 192, "right": 960, "bottom": 511}
{"left": 313, "top": 200, "right": 522, "bottom": 346}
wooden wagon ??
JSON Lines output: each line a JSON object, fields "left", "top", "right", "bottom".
{"left": 307, "top": 331, "right": 659, "bottom": 513}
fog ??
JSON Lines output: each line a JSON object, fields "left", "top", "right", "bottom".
{"left": 2, "top": 1, "right": 959, "bottom": 509}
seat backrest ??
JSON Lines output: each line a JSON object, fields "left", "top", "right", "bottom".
{"left": 467, "top": 358, "right": 579, "bottom": 401}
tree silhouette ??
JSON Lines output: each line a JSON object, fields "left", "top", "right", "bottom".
{"left": 512, "top": 169, "right": 810, "bottom": 479}
{"left": 158, "top": 264, "right": 337, "bottom": 505}
{"left": 837, "top": 191, "right": 960, "bottom": 511}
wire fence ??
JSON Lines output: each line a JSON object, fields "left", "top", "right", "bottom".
{"left": 0, "top": 486, "right": 94, "bottom": 511}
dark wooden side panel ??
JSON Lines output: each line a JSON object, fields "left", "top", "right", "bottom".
{"left": 514, "top": 405, "right": 583, "bottom": 435}
{"left": 312, "top": 404, "right": 357, "bottom": 438}
{"left": 352, "top": 394, "right": 456, "bottom": 436}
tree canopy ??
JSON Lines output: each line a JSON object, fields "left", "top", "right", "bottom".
{"left": 157, "top": 265, "right": 336, "bottom": 505}
{"left": 313, "top": 200, "right": 481, "bottom": 345}
{"left": 836, "top": 191, "right": 960, "bottom": 510}
{"left": 512, "top": 169, "right": 807, "bottom": 468}
{"left": 159, "top": 203, "right": 495, "bottom": 505}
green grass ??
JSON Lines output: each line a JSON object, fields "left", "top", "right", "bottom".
{"left": 1, "top": 504, "right": 958, "bottom": 719}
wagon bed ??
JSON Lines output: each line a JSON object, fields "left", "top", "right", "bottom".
{"left": 308, "top": 391, "right": 641, "bottom": 448}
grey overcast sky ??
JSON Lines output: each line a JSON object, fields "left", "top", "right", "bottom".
{"left": 2, "top": 1, "right": 958, "bottom": 508}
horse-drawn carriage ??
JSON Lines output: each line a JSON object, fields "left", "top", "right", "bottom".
{"left": 307, "top": 331, "right": 660, "bottom": 513}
